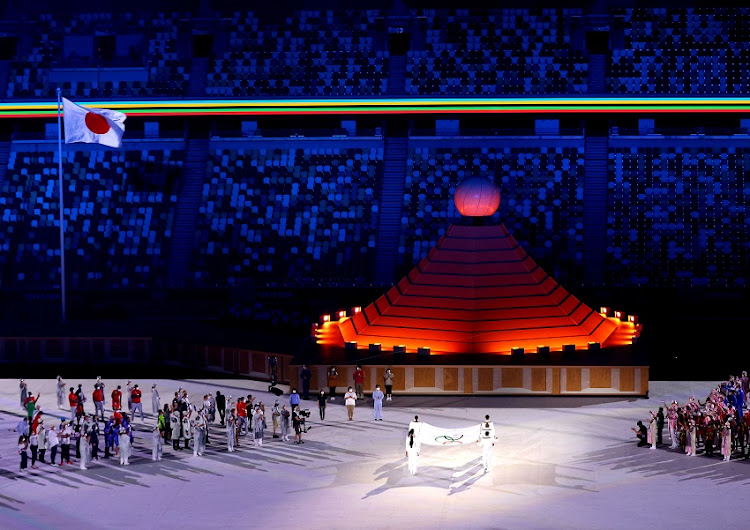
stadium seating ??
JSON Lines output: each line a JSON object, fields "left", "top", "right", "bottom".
{"left": 405, "top": 9, "right": 588, "bottom": 95}
{"left": 609, "top": 8, "right": 750, "bottom": 94}
{"left": 608, "top": 145, "right": 750, "bottom": 286}
{"left": 7, "top": 12, "right": 189, "bottom": 99}
{"left": 206, "top": 10, "right": 389, "bottom": 97}
{"left": 193, "top": 146, "right": 383, "bottom": 286}
{"left": 1, "top": 148, "right": 183, "bottom": 290}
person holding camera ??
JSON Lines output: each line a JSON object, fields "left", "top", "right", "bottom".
{"left": 292, "top": 406, "right": 304, "bottom": 444}
{"left": 383, "top": 368, "right": 395, "bottom": 401}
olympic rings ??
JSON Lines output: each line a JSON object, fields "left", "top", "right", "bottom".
{"left": 435, "top": 434, "right": 464, "bottom": 445}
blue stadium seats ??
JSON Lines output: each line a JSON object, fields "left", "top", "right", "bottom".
{"left": 405, "top": 9, "right": 588, "bottom": 95}
{"left": 607, "top": 145, "right": 750, "bottom": 286}
{"left": 193, "top": 146, "right": 383, "bottom": 286}
{"left": 1, "top": 148, "right": 183, "bottom": 289}
{"left": 608, "top": 8, "right": 750, "bottom": 95}
{"left": 205, "top": 11, "right": 389, "bottom": 97}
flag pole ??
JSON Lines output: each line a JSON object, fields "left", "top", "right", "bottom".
{"left": 56, "top": 87, "right": 67, "bottom": 323}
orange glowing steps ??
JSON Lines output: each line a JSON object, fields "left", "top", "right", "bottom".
{"left": 338, "top": 223, "right": 634, "bottom": 354}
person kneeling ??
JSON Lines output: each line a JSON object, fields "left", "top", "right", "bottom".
{"left": 632, "top": 421, "right": 648, "bottom": 447}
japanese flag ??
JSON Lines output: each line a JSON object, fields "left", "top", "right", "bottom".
{"left": 62, "top": 97, "right": 126, "bottom": 148}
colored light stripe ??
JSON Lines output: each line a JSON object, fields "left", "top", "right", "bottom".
{"left": 3, "top": 97, "right": 750, "bottom": 118}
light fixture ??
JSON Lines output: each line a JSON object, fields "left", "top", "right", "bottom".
{"left": 337, "top": 310, "right": 346, "bottom": 320}
{"left": 321, "top": 314, "right": 330, "bottom": 323}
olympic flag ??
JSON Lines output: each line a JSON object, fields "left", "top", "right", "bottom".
{"left": 418, "top": 422, "right": 481, "bottom": 446}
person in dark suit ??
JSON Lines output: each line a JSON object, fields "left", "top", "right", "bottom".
{"left": 300, "top": 365, "right": 312, "bottom": 400}
{"left": 656, "top": 407, "right": 665, "bottom": 445}
{"left": 216, "top": 391, "right": 226, "bottom": 426}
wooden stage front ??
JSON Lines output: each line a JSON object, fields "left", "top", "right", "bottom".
{"left": 292, "top": 346, "right": 649, "bottom": 397}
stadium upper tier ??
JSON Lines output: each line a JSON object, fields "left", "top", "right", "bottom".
{"left": 1, "top": 138, "right": 748, "bottom": 292}
{"left": 4, "top": 8, "right": 750, "bottom": 99}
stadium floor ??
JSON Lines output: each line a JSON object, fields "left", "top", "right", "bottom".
{"left": 0, "top": 378, "right": 747, "bottom": 529}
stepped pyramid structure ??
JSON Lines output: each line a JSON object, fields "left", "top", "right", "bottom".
{"left": 336, "top": 178, "right": 634, "bottom": 355}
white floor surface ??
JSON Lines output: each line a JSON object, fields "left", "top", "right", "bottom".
{"left": 0, "top": 378, "right": 747, "bottom": 529}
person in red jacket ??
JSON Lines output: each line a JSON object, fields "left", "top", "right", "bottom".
{"left": 93, "top": 384, "right": 105, "bottom": 422}
{"left": 237, "top": 398, "right": 248, "bottom": 437}
{"left": 68, "top": 387, "right": 78, "bottom": 420}
{"left": 112, "top": 386, "right": 122, "bottom": 412}
{"left": 131, "top": 384, "right": 144, "bottom": 422}
{"left": 353, "top": 365, "right": 366, "bottom": 400}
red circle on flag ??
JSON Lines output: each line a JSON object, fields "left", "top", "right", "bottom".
{"left": 85, "top": 112, "right": 110, "bottom": 134}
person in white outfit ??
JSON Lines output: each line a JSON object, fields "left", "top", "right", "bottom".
{"left": 193, "top": 413, "right": 206, "bottom": 456}
{"left": 47, "top": 426, "right": 60, "bottom": 465}
{"left": 118, "top": 425, "right": 131, "bottom": 465}
{"left": 152, "top": 425, "right": 163, "bottom": 461}
{"left": 182, "top": 411, "right": 193, "bottom": 451}
{"left": 405, "top": 429, "right": 419, "bottom": 475}
{"left": 152, "top": 384, "right": 161, "bottom": 415}
{"left": 479, "top": 426, "right": 495, "bottom": 474}
{"left": 648, "top": 412, "right": 657, "bottom": 450}
{"left": 56, "top": 376, "right": 66, "bottom": 409}
{"left": 408, "top": 415, "right": 422, "bottom": 455}
{"left": 126, "top": 381, "right": 134, "bottom": 414}
{"left": 686, "top": 419, "right": 697, "bottom": 457}
{"left": 226, "top": 412, "right": 236, "bottom": 452}
{"left": 373, "top": 385, "right": 384, "bottom": 421}
{"left": 80, "top": 425, "right": 90, "bottom": 470}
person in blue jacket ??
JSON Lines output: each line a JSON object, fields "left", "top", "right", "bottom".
{"left": 290, "top": 388, "right": 301, "bottom": 412}
{"left": 105, "top": 417, "right": 119, "bottom": 458}
{"left": 372, "top": 385, "right": 385, "bottom": 421}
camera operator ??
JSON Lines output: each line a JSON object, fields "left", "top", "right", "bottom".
{"left": 292, "top": 406, "right": 305, "bottom": 444}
